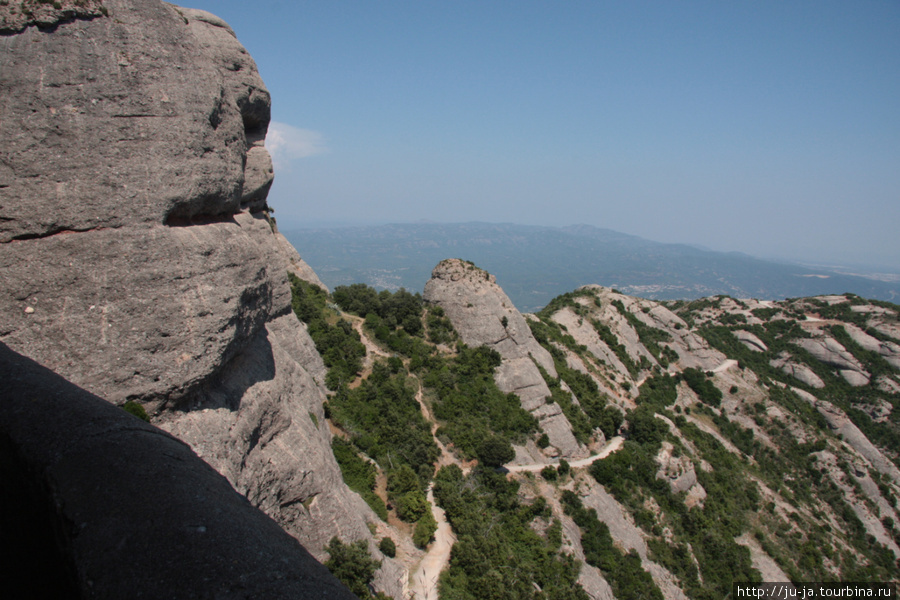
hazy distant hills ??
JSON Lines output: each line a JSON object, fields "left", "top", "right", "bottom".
{"left": 284, "top": 222, "right": 899, "bottom": 312}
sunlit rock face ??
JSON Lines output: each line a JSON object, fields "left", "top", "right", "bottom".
{"left": 0, "top": 2, "right": 404, "bottom": 597}
{"left": 423, "top": 258, "right": 586, "bottom": 460}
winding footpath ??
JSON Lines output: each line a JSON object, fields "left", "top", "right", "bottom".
{"left": 407, "top": 426, "right": 625, "bottom": 599}
{"left": 410, "top": 486, "right": 456, "bottom": 600}
{"left": 505, "top": 436, "right": 625, "bottom": 473}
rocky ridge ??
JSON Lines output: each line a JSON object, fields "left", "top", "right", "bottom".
{"left": 3, "top": 1, "right": 900, "bottom": 598}
{"left": 412, "top": 270, "right": 900, "bottom": 598}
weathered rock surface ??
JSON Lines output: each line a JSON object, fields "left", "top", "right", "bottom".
{"left": 655, "top": 441, "right": 698, "bottom": 495}
{"left": 770, "top": 352, "right": 826, "bottom": 388}
{"left": 423, "top": 259, "right": 585, "bottom": 459}
{"left": 0, "top": 0, "right": 106, "bottom": 34}
{"left": 0, "top": 342, "right": 358, "bottom": 600}
{"left": 0, "top": 2, "right": 401, "bottom": 597}
{"left": 734, "top": 330, "right": 768, "bottom": 352}
{"left": 844, "top": 323, "right": 900, "bottom": 370}
{"left": 794, "top": 388, "right": 900, "bottom": 485}
{"left": 552, "top": 307, "right": 634, "bottom": 381}
{"left": 794, "top": 335, "right": 870, "bottom": 386}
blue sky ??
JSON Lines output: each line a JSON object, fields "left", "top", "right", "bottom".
{"left": 185, "top": 1, "right": 899, "bottom": 268}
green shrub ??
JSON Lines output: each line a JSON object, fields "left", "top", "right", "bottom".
{"left": 324, "top": 537, "right": 380, "bottom": 599}
{"left": 378, "top": 536, "right": 396, "bottom": 558}
{"left": 682, "top": 367, "right": 722, "bottom": 407}
{"left": 331, "top": 438, "right": 388, "bottom": 521}
{"left": 477, "top": 435, "right": 515, "bottom": 467}
{"left": 413, "top": 508, "right": 437, "bottom": 548}
{"left": 122, "top": 401, "right": 150, "bottom": 422}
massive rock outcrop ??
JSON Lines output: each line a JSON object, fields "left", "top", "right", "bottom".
{"left": 0, "top": 2, "right": 400, "bottom": 597}
{"left": 423, "top": 259, "right": 585, "bottom": 460}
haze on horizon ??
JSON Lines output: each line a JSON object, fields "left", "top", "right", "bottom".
{"left": 187, "top": 1, "right": 900, "bottom": 270}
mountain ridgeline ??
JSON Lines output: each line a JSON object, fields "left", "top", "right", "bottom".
{"left": 3, "top": 2, "right": 899, "bottom": 599}
{"left": 291, "top": 258, "right": 900, "bottom": 600}
{"left": 284, "top": 222, "right": 900, "bottom": 312}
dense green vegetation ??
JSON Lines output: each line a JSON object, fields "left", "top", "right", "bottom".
{"left": 590, "top": 430, "right": 762, "bottom": 600}
{"left": 328, "top": 364, "right": 438, "bottom": 482}
{"left": 378, "top": 536, "right": 396, "bottom": 558}
{"left": 425, "top": 305, "right": 457, "bottom": 345}
{"left": 333, "top": 284, "right": 424, "bottom": 335}
{"left": 331, "top": 438, "right": 388, "bottom": 521}
{"left": 324, "top": 537, "right": 386, "bottom": 600}
{"left": 297, "top": 276, "right": 900, "bottom": 596}
{"left": 433, "top": 464, "right": 590, "bottom": 600}
{"left": 419, "top": 344, "right": 537, "bottom": 460}
{"left": 681, "top": 367, "right": 723, "bottom": 407}
{"left": 637, "top": 374, "right": 678, "bottom": 409}
{"left": 289, "top": 273, "right": 366, "bottom": 389}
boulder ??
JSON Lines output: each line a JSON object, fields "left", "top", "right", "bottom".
{"left": 734, "top": 330, "right": 768, "bottom": 352}
{"left": 770, "top": 352, "right": 826, "bottom": 389}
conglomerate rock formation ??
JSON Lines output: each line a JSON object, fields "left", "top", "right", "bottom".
{"left": 0, "top": 1, "right": 401, "bottom": 597}
{"left": 424, "top": 258, "right": 586, "bottom": 461}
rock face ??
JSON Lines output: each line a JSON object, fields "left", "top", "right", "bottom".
{"left": 423, "top": 259, "right": 585, "bottom": 460}
{"left": 0, "top": 2, "right": 400, "bottom": 597}
{"left": 0, "top": 0, "right": 106, "bottom": 34}
{"left": 734, "top": 330, "right": 768, "bottom": 353}
{"left": 844, "top": 323, "right": 900, "bottom": 370}
{"left": 770, "top": 352, "right": 826, "bottom": 388}
{"left": 655, "top": 442, "right": 698, "bottom": 495}
{"left": 794, "top": 335, "right": 870, "bottom": 386}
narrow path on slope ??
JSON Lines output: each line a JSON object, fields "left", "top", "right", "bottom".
{"left": 410, "top": 486, "right": 456, "bottom": 600}
{"left": 504, "top": 436, "right": 625, "bottom": 473}
{"left": 712, "top": 358, "right": 738, "bottom": 373}
{"left": 410, "top": 391, "right": 625, "bottom": 598}
{"left": 410, "top": 388, "right": 459, "bottom": 600}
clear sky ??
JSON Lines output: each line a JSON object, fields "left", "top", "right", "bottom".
{"left": 184, "top": 1, "right": 899, "bottom": 268}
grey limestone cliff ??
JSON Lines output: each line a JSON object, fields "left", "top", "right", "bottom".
{"left": 0, "top": 1, "right": 402, "bottom": 597}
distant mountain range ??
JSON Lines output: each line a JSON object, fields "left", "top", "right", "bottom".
{"left": 283, "top": 222, "right": 899, "bottom": 312}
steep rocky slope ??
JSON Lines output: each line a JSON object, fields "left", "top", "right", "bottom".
{"left": 423, "top": 259, "right": 586, "bottom": 461}
{"left": 312, "top": 261, "right": 900, "bottom": 600}
{"left": 0, "top": 2, "right": 401, "bottom": 597}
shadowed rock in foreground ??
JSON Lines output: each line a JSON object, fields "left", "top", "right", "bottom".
{"left": 0, "top": 342, "right": 359, "bottom": 599}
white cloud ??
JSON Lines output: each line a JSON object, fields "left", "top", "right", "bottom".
{"left": 265, "top": 121, "right": 328, "bottom": 169}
